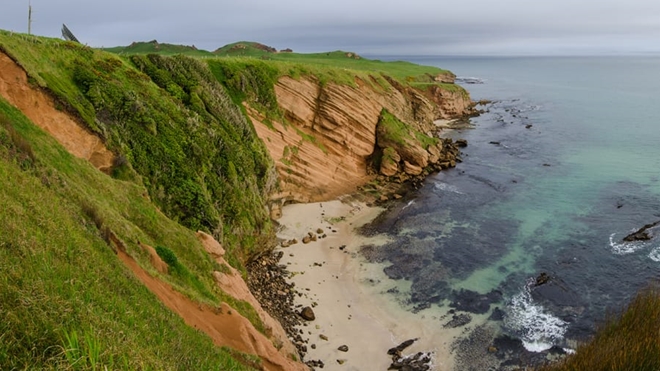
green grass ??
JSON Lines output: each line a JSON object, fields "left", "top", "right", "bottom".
{"left": 0, "top": 101, "right": 257, "bottom": 370}
{"left": 103, "top": 40, "right": 215, "bottom": 57}
{"left": 378, "top": 109, "right": 437, "bottom": 149}
{"left": 107, "top": 39, "right": 461, "bottom": 98}
{"left": 0, "top": 30, "right": 277, "bottom": 268}
{"left": 538, "top": 287, "right": 660, "bottom": 371}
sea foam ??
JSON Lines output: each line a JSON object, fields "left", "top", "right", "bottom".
{"left": 649, "top": 247, "right": 660, "bottom": 262}
{"left": 609, "top": 233, "right": 647, "bottom": 255}
{"left": 433, "top": 181, "right": 464, "bottom": 194}
{"left": 504, "top": 282, "right": 567, "bottom": 352}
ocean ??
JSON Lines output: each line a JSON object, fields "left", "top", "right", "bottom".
{"left": 362, "top": 56, "right": 660, "bottom": 367}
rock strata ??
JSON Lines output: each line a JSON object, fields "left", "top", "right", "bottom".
{"left": 249, "top": 73, "right": 474, "bottom": 204}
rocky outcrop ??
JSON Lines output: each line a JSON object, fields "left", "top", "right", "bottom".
{"left": 623, "top": 221, "right": 660, "bottom": 242}
{"left": 249, "top": 75, "right": 472, "bottom": 205}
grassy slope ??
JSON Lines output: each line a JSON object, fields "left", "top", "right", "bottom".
{"left": 0, "top": 100, "right": 255, "bottom": 370}
{"left": 0, "top": 31, "right": 276, "bottom": 370}
{"left": 0, "top": 31, "right": 276, "bottom": 269}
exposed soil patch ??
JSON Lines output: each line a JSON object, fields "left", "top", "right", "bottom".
{"left": 107, "top": 232, "right": 306, "bottom": 371}
{"left": 0, "top": 52, "right": 114, "bottom": 172}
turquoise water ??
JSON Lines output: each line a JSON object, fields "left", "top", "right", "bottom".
{"left": 364, "top": 56, "right": 660, "bottom": 359}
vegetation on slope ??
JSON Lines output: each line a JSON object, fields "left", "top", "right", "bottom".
{"left": 538, "top": 287, "right": 660, "bottom": 371}
{"left": 0, "top": 100, "right": 256, "bottom": 370}
{"left": 0, "top": 31, "right": 277, "bottom": 268}
{"left": 108, "top": 40, "right": 462, "bottom": 96}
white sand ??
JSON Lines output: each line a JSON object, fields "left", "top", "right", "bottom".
{"left": 276, "top": 199, "right": 483, "bottom": 371}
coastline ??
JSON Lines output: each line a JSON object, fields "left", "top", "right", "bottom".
{"left": 276, "top": 199, "right": 475, "bottom": 370}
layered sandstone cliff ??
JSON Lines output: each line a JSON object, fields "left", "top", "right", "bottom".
{"left": 248, "top": 74, "right": 473, "bottom": 207}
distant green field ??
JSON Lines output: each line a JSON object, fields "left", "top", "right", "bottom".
{"left": 106, "top": 40, "right": 454, "bottom": 84}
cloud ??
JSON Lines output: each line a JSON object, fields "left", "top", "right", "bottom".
{"left": 2, "top": 0, "right": 659, "bottom": 55}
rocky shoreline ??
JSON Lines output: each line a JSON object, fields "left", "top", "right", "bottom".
{"left": 246, "top": 125, "right": 472, "bottom": 370}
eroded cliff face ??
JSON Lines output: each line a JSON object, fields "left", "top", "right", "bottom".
{"left": 249, "top": 75, "right": 473, "bottom": 206}
{"left": 0, "top": 52, "right": 115, "bottom": 172}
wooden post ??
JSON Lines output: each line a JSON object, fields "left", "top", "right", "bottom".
{"left": 28, "top": 1, "right": 32, "bottom": 35}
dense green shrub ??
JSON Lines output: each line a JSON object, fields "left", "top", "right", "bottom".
{"left": 67, "top": 51, "right": 277, "bottom": 262}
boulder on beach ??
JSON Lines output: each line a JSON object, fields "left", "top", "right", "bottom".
{"left": 299, "top": 306, "right": 316, "bottom": 321}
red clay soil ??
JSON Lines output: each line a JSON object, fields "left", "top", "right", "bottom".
{"left": 0, "top": 52, "right": 114, "bottom": 172}
{"left": 110, "top": 234, "right": 305, "bottom": 371}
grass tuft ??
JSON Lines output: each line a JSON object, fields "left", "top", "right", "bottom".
{"left": 539, "top": 287, "right": 660, "bottom": 371}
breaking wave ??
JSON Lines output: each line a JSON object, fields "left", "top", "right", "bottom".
{"left": 649, "top": 247, "right": 660, "bottom": 262}
{"left": 433, "top": 181, "right": 463, "bottom": 194}
{"left": 504, "top": 283, "right": 567, "bottom": 352}
{"left": 609, "top": 232, "right": 658, "bottom": 258}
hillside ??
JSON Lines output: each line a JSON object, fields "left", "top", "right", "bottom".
{"left": 0, "top": 30, "right": 473, "bottom": 370}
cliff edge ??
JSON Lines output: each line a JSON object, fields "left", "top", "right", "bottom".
{"left": 245, "top": 72, "right": 472, "bottom": 207}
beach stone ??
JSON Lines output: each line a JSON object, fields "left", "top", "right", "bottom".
{"left": 300, "top": 306, "right": 315, "bottom": 321}
{"left": 389, "top": 351, "right": 432, "bottom": 371}
{"left": 316, "top": 228, "right": 324, "bottom": 234}
{"left": 338, "top": 345, "right": 349, "bottom": 352}
{"left": 387, "top": 338, "right": 417, "bottom": 355}
{"left": 337, "top": 359, "right": 347, "bottom": 365}
{"left": 302, "top": 236, "right": 312, "bottom": 244}
{"left": 320, "top": 334, "right": 329, "bottom": 341}
{"left": 455, "top": 138, "right": 468, "bottom": 147}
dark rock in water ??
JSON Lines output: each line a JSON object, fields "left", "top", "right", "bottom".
{"left": 443, "top": 313, "right": 472, "bottom": 328}
{"left": 449, "top": 289, "right": 503, "bottom": 314}
{"left": 455, "top": 138, "right": 468, "bottom": 147}
{"left": 488, "top": 307, "right": 505, "bottom": 321}
{"left": 525, "top": 124, "right": 533, "bottom": 129}
{"left": 387, "top": 338, "right": 418, "bottom": 356}
{"left": 489, "top": 141, "right": 501, "bottom": 145}
{"left": 530, "top": 275, "right": 584, "bottom": 321}
{"left": 623, "top": 220, "right": 660, "bottom": 242}
{"left": 534, "top": 272, "right": 551, "bottom": 286}
{"left": 299, "top": 306, "right": 316, "bottom": 321}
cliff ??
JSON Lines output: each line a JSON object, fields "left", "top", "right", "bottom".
{"left": 0, "top": 31, "right": 471, "bottom": 370}
{"left": 246, "top": 73, "right": 472, "bottom": 206}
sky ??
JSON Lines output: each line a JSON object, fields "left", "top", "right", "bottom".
{"left": 2, "top": 0, "right": 660, "bottom": 55}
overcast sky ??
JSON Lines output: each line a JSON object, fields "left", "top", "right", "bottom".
{"left": 2, "top": 0, "right": 660, "bottom": 55}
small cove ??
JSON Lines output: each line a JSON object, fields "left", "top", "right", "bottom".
{"left": 360, "top": 56, "right": 660, "bottom": 368}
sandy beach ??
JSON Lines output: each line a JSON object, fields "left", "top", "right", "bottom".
{"left": 276, "top": 199, "right": 481, "bottom": 371}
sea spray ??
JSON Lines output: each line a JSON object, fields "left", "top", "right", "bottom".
{"left": 504, "top": 280, "right": 567, "bottom": 352}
